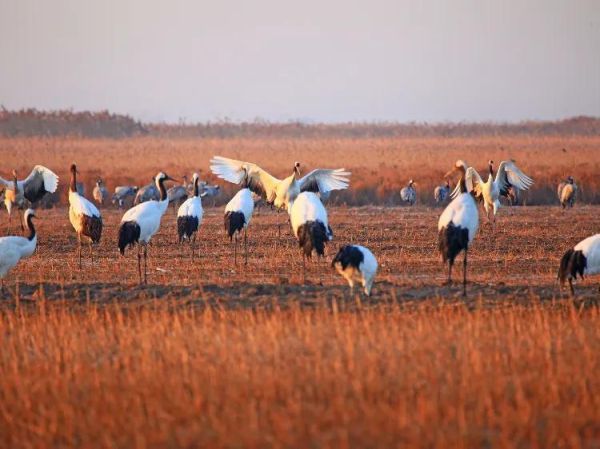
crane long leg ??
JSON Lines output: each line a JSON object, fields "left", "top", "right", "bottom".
{"left": 78, "top": 234, "right": 82, "bottom": 270}
{"left": 569, "top": 278, "right": 575, "bottom": 297}
{"left": 463, "top": 249, "right": 468, "bottom": 297}
{"left": 137, "top": 244, "right": 142, "bottom": 285}
{"left": 244, "top": 228, "right": 248, "bottom": 266}
{"left": 191, "top": 233, "right": 196, "bottom": 262}
{"left": 302, "top": 252, "right": 306, "bottom": 284}
{"left": 445, "top": 260, "right": 453, "bottom": 285}
{"left": 234, "top": 235, "right": 238, "bottom": 266}
{"left": 89, "top": 242, "right": 94, "bottom": 264}
{"left": 143, "top": 244, "right": 148, "bottom": 285}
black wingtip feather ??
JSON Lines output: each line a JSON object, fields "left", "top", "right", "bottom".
{"left": 297, "top": 220, "right": 328, "bottom": 258}
{"left": 118, "top": 221, "right": 141, "bottom": 255}
{"left": 224, "top": 211, "right": 245, "bottom": 240}
{"left": 332, "top": 245, "right": 363, "bottom": 269}
{"left": 558, "top": 248, "right": 587, "bottom": 284}
{"left": 438, "top": 223, "right": 469, "bottom": 265}
{"left": 177, "top": 216, "right": 199, "bottom": 242}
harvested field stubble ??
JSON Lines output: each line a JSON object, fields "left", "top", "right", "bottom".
{"left": 0, "top": 137, "right": 599, "bottom": 448}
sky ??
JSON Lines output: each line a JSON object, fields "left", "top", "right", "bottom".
{"left": 0, "top": 0, "right": 598, "bottom": 123}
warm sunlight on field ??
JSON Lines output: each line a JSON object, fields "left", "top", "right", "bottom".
{"left": 1, "top": 303, "right": 599, "bottom": 448}
{"left": 0, "top": 135, "right": 599, "bottom": 205}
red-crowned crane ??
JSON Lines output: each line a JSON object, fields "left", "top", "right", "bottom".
{"left": 0, "top": 209, "right": 38, "bottom": 294}
{"left": 289, "top": 191, "right": 333, "bottom": 282}
{"left": 439, "top": 162, "right": 479, "bottom": 296}
{"left": 224, "top": 188, "right": 254, "bottom": 265}
{"left": 1, "top": 166, "right": 59, "bottom": 229}
{"left": 68, "top": 164, "right": 102, "bottom": 269}
{"left": 454, "top": 160, "right": 533, "bottom": 223}
{"left": 177, "top": 173, "right": 203, "bottom": 260}
{"left": 332, "top": 245, "right": 378, "bottom": 296}
{"left": 210, "top": 156, "right": 350, "bottom": 211}
{"left": 558, "top": 234, "right": 600, "bottom": 296}
{"left": 118, "top": 172, "right": 176, "bottom": 284}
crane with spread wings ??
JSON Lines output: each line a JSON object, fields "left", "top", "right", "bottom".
{"left": 209, "top": 156, "right": 351, "bottom": 211}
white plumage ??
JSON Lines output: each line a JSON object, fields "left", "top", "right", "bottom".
{"left": 0, "top": 209, "right": 38, "bottom": 292}
{"left": 0, "top": 165, "right": 59, "bottom": 204}
{"left": 289, "top": 192, "right": 333, "bottom": 281}
{"left": 118, "top": 172, "right": 176, "bottom": 284}
{"left": 224, "top": 188, "right": 254, "bottom": 265}
{"left": 451, "top": 160, "right": 533, "bottom": 223}
{"left": 177, "top": 173, "right": 203, "bottom": 259}
{"left": 332, "top": 245, "right": 378, "bottom": 296}
{"left": 558, "top": 234, "right": 600, "bottom": 296}
{"left": 438, "top": 163, "right": 479, "bottom": 295}
{"left": 68, "top": 164, "right": 102, "bottom": 268}
{"left": 210, "top": 156, "right": 350, "bottom": 211}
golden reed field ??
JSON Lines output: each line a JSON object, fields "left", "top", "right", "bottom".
{"left": 0, "top": 135, "right": 599, "bottom": 448}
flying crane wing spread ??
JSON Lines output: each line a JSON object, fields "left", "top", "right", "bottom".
{"left": 299, "top": 168, "right": 351, "bottom": 195}
{"left": 496, "top": 161, "right": 534, "bottom": 192}
{"left": 210, "top": 156, "right": 280, "bottom": 203}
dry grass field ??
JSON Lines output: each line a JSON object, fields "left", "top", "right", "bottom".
{"left": 0, "top": 136, "right": 599, "bottom": 448}
{"left": 1, "top": 135, "right": 600, "bottom": 205}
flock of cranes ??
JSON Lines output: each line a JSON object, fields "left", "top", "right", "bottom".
{"left": 0, "top": 158, "right": 596, "bottom": 298}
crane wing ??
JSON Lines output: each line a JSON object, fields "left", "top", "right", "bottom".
{"left": 450, "top": 167, "right": 483, "bottom": 199}
{"left": 209, "top": 156, "right": 280, "bottom": 203}
{"left": 298, "top": 168, "right": 351, "bottom": 195}
{"left": 18, "top": 165, "right": 60, "bottom": 202}
{"left": 496, "top": 161, "right": 533, "bottom": 192}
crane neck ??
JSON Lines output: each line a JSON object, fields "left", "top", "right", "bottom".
{"left": 488, "top": 163, "right": 494, "bottom": 179}
{"left": 69, "top": 170, "right": 77, "bottom": 193}
{"left": 26, "top": 214, "right": 36, "bottom": 241}
{"left": 193, "top": 177, "right": 200, "bottom": 197}
{"left": 156, "top": 177, "right": 168, "bottom": 201}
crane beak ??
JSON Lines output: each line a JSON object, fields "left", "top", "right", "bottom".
{"left": 444, "top": 168, "right": 456, "bottom": 178}
{"left": 165, "top": 176, "right": 178, "bottom": 182}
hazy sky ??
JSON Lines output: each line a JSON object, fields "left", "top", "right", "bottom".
{"left": 1, "top": 0, "right": 598, "bottom": 123}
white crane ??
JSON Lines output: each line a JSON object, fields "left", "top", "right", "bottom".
{"left": 400, "top": 179, "right": 416, "bottom": 205}
{"left": 210, "top": 156, "right": 350, "bottom": 211}
{"left": 439, "top": 162, "right": 479, "bottom": 296}
{"left": 332, "top": 245, "right": 378, "bottom": 296}
{"left": 224, "top": 188, "right": 254, "bottom": 265}
{"left": 177, "top": 173, "right": 203, "bottom": 260}
{"left": 558, "top": 176, "right": 577, "bottom": 209}
{"left": 289, "top": 192, "right": 333, "bottom": 282}
{"left": 118, "top": 172, "right": 176, "bottom": 284}
{"left": 93, "top": 179, "right": 109, "bottom": 205}
{"left": 558, "top": 234, "right": 600, "bottom": 296}
{"left": 0, "top": 209, "right": 38, "bottom": 294}
{"left": 454, "top": 160, "right": 533, "bottom": 224}
{"left": 68, "top": 164, "right": 103, "bottom": 269}
{"left": 0, "top": 166, "right": 59, "bottom": 228}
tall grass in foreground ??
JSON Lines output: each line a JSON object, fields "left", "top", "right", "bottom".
{"left": 1, "top": 302, "right": 599, "bottom": 448}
